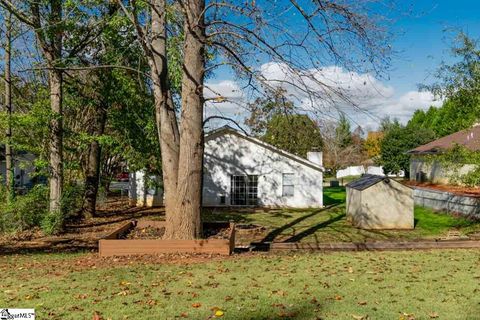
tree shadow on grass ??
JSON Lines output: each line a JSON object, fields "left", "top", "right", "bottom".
{"left": 260, "top": 204, "right": 339, "bottom": 243}
{"left": 283, "top": 213, "right": 346, "bottom": 243}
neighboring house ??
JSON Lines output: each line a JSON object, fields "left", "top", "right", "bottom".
{"left": 408, "top": 125, "right": 480, "bottom": 184}
{"left": 128, "top": 171, "right": 163, "bottom": 207}
{"left": 346, "top": 174, "right": 414, "bottom": 229}
{"left": 130, "top": 126, "right": 324, "bottom": 208}
{"left": 0, "top": 145, "right": 38, "bottom": 189}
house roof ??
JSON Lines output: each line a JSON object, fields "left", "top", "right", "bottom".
{"left": 0, "top": 145, "right": 36, "bottom": 162}
{"left": 346, "top": 174, "right": 389, "bottom": 191}
{"left": 407, "top": 125, "right": 480, "bottom": 155}
{"left": 205, "top": 125, "right": 324, "bottom": 172}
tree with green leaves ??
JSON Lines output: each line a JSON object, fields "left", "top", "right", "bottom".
{"left": 416, "top": 32, "right": 480, "bottom": 137}
{"left": 380, "top": 124, "right": 435, "bottom": 177}
{"left": 0, "top": 0, "right": 121, "bottom": 229}
{"left": 336, "top": 113, "right": 352, "bottom": 148}
{"left": 245, "top": 88, "right": 295, "bottom": 137}
{"left": 262, "top": 114, "right": 322, "bottom": 158}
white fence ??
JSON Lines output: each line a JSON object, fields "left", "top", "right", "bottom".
{"left": 336, "top": 166, "right": 365, "bottom": 179}
{"left": 336, "top": 165, "right": 405, "bottom": 179}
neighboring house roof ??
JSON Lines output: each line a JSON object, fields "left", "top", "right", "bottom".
{"left": 346, "top": 174, "right": 389, "bottom": 191}
{"left": 205, "top": 125, "right": 324, "bottom": 172}
{"left": 408, "top": 125, "right": 480, "bottom": 155}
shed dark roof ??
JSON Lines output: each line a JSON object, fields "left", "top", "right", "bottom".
{"left": 346, "top": 174, "right": 389, "bottom": 191}
{"left": 408, "top": 125, "right": 480, "bottom": 155}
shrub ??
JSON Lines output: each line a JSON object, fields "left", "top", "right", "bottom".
{"left": 0, "top": 183, "right": 84, "bottom": 235}
{"left": 41, "top": 183, "right": 85, "bottom": 235}
{"left": 0, "top": 185, "right": 49, "bottom": 233}
{"left": 61, "top": 183, "right": 84, "bottom": 218}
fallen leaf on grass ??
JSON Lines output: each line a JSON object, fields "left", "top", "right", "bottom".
{"left": 224, "top": 296, "right": 233, "bottom": 301}
{"left": 334, "top": 295, "right": 343, "bottom": 301}
{"left": 429, "top": 312, "right": 439, "bottom": 319}
{"left": 92, "top": 312, "right": 102, "bottom": 320}
{"left": 400, "top": 313, "right": 416, "bottom": 320}
{"left": 351, "top": 315, "right": 367, "bottom": 320}
{"left": 278, "top": 311, "right": 298, "bottom": 318}
{"left": 192, "top": 303, "right": 201, "bottom": 308}
{"left": 272, "top": 290, "right": 287, "bottom": 296}
{"left": 214, "top": 310, "right": 224, "bottom": 317}
{"left": 358, "top": 301, "right": 367, "bottom": 306}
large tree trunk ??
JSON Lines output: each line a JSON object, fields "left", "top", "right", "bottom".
{"left": 48, "top": 69, "right": 63, "bottom": 214}
{"left": 164, "top": 0, "right": 206, "bottom": 239}
{"left": 83, "top": 104, "right": 107, "bottom": 219}
{"left": 44, "top": 0, "right": 64, "bottom": 216}
{"left": 148, "top": 0, "right": 180, "bottom": 234}
{"left": 4, "top": 10, "right": 14, "bottom": 202}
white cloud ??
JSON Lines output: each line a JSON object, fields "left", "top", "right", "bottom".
{"left": 203, "top": 80, "right": 248, "bottom": 130}
{"left": 204, "top": 62, "right": 442, "bottom": 131}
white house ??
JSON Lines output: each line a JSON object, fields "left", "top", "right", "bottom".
{"left": 408, "top": 125, "right": 480, "bottom": 184}
{"left": 203, "top": 126, "right": 324, "bottom": 208}
{"left": 0, "top": 146, "right": 38, "bottom": 189}
{"left": 128, "top": 170, "right": 163, "bottom": 207}
{"left": 130, "top": 126, "right": 324, "bottom": 208}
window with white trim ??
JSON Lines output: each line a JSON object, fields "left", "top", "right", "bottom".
{"left": 282, "top": 173, "right": 295, "bottom": 197}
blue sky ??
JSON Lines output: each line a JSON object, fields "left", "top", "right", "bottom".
{"left": 205, "top": 0, "right": 480, "bottom": 130}
{"left": 388, "top": 0, "right": 480, "bottom": 94}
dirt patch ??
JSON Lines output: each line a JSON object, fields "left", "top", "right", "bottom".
{"left": 203, "top": 225, "right": 232, "bottom": 239}
{"left": 236, "top": 224, "right": 266, "bottom": 233}
{"left": 0, "top": 198, "right": 166, "bottom": 254}
{"left": 404, "top": 181, "right": 480, "bottom": 197}
{"left": 120, "top": 223, "right": 232, "bottom": 240}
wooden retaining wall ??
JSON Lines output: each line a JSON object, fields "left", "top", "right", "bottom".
{"left": 99, "top": 221, "right": 235, "bottom": 257}
{"left": 270, "top": 240, "right": 480, "bottom": 251}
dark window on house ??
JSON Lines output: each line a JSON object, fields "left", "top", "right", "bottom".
{"left": 247, "top": 175, "right": 258, "bottom": 206}
{"left": 220, "top": 195, "right": 226, "bottom": 205}
{"left": 282, "top": 173, "right": 295, "bottom": 197}
{"left": 231, "top": 175, "right": 258, "bottom": 205}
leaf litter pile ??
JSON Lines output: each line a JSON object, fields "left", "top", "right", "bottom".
{"left": 124, "top": 226, "right": 166, "bottom": 239}
{"left": 0, "top": 250, "right": 478, "bottom": 319}
{"left": 122, "top": 224, "right": 231, "bottom": 240}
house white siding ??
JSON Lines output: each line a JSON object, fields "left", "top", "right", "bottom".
{"left": 1, "top": 153, "right": 37, "bottom": 188}
{"left": 128, "top": 171, "right": 163, "bottom": 207}
{"left": 203, "top": 131, "right": 323, "bottom": 208}
{"left": 410, "top": 156, "right": 475, "bottom": 184}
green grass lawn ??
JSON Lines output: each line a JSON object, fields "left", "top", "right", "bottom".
{"left": 203, "top": 187, "right": 480, "bottom": 243}
{"left": 0, "top": 250, "right": 479, "bottom": 319}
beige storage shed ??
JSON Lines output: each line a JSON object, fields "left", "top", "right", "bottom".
{"left": 346, "top": 175, "right": 414, "bottom": 229}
